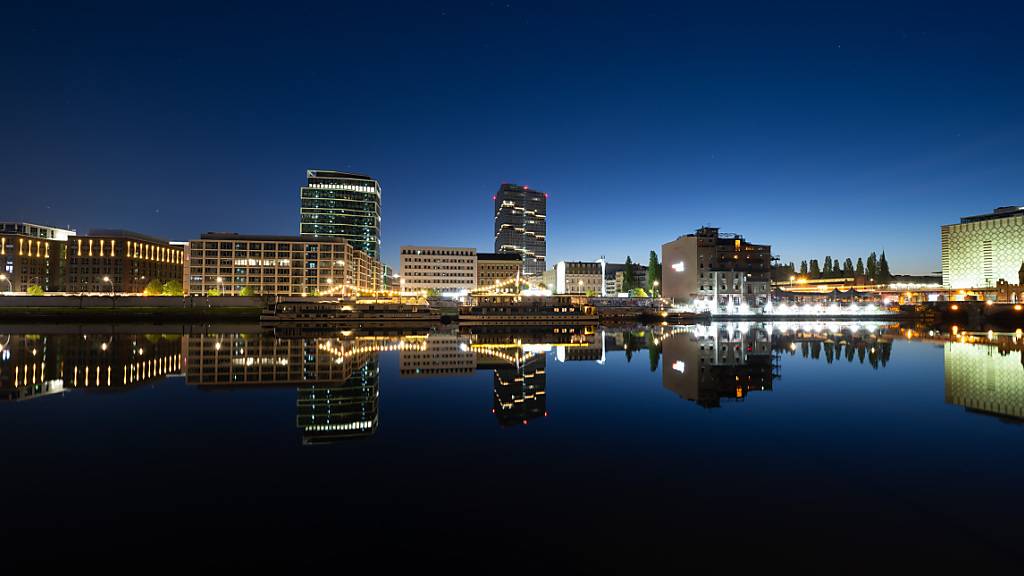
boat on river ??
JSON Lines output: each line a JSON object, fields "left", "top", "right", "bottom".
{"left": 260, "top": 299, "right": 441, "bottom": 328}
{"left": 458, "top": 295, "right": 599, "bottom": 325}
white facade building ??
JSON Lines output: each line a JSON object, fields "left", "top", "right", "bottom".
{"left": 399, "top": 246, "right": 477, "bottom": 295}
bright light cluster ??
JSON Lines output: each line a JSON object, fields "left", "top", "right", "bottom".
{"left": 672, "top": 300, "right": 890, "bottom": 316}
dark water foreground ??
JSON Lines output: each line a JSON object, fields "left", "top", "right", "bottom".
{"left": 0, "top": 322, "right": 1021, "bottom": 569}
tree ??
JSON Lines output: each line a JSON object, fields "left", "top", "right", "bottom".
{"left": 647, "top": 250, "right": 661, "bottom": 294}
{"left": 207, "top": 288, "right": 222, "bottom": 297}
{"left": 629, "top": 287, "right": 649, "bottom": 298}
{"left": 878, "top": 251, "right": 892, "bottom": 283}
{"left": 832, "top": 259, "right": 841, "bottom": 277}
{"left": 866, "top": 252, "right": 878, "bottom": 281}
{"left": 856, "top": 257, "right": 864, "bottom": 276}
{"left": 647, "top": 332, "right": 661, "bottom": 372}
{"left": 239, "top": 286, "right": 254, "bottom": 296}
{"left": 823, "top": 256, "right": 833, "bottom": 278}
{"left": 27, "top": 284, "right": 44, "bottom": 296}
{"left": 843, "top": 258, "right": 854, "bottom": 277}
{"left": 162, "top": 279, "right": 183, "bottom": 296}
{"left": 426, "top": 288, "right": 441, "bottom": 297}
{"left": 800, "top": 261, "right": 808, "bottom": 275}
{"left": 809, "top": 259, "right": 821, "bottom": 279}
{"left": 623, "top": 256, "right": 635, "bottom": 292}
{"left": 143, "top": 279, "right": 163, "bottom": 296}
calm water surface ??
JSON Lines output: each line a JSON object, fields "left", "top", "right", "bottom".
{"left": 1, "top": 322, "right": 1021, "bottom": 569}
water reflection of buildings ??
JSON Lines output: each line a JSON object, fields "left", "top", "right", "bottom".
{"left": 658, "top": 323, "right": 897, "bottom": 408}
{"left": 0, "top": 333, "right": 182, "bottom": 402}
{"left": 771, "top": 325, "right": 894, "bottom": 369}
{"left": 943, "top": 332, "right": 1024, "bottom": 422}
{"left": 660, "top": 325, "right": 776, "bottom": 408}
{"left": 184, "top": 334, "right": 400, "bottom": 444}
{"left": 398, "top": 328, "right": 603, "bottom": 427}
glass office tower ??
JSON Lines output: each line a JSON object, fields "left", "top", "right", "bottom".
{"left": 493, "top": 183, "right": 547, "bottom": 276}
{"left": 300, "top": 170, "right": 382, "bottom": 261}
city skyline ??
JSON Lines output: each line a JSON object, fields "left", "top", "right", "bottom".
{"left": 4, "top": 2, "right": 1024, "bottom": 275}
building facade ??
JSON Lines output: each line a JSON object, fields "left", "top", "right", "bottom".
{"left": 476, "top": 252, "right": 523, "bottom": 290}
{"left": 399, "top": 246, "right": 477, "bottom": 294}
{"left": 66, "top": 230, "right": 184, "bottom": 294}
{"left": 942, "top": 206, "right": 1024, "bottom": 290}
{"left": 399, "top": 334, "right": 477, "bottom": 378}
{"left": 542, "top": 261, "right": 605, "bottom": 295}
{"left": 186, "top": 233, "right": 382, "bottom": 296}
{"left": 494, "top": 183, "right": 546, "bottom": 276}
{"left": 0, "top": 222, "right": 75, "bottom": 293}
{"left": 602, "top": 261, "right": 649, "bottom": 295}
{"left": 662, "top": 227, "right": 772, "bottom": 312}
{"left": 299, "top": 170, "right": 382, "bottom": 261}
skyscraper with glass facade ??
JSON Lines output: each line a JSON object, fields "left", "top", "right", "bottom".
{"left": 299, "top": 170, "right": 382, "bottom": 261}
{"left": 493, "top": 183, "right": 546, "bottom": 276}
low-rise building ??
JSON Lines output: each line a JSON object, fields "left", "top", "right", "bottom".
{"left": 0, "top": 222, "right": 76, "bottom": 293}
{"left": 186, "top": 233, "right": 382, "bottom": 296}
{"left": 476, "top": 252, "right": 523, "bottom": 291}
{"left": 602, "top": 261, "right": 648, "bottom": 295}
{"left": 662, "top": 226, "right": 772, "bottom": 312}
{"left": 542, "top": 261, "right": 605, "bottom": 295}
{"left": 66, "top": 230, "right": 184, "bottom": 293}
{"left": 399, "top": 246, "right": 477, "bottom": 294}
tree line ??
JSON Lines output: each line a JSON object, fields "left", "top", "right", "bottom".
{"left": 776, "top": 251, "right": 893, "bottom": 283}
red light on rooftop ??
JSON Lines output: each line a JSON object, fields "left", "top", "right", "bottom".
{"left": 523, "top": 185, "right": 528, "bottom": 190}
{"left": 544, "top": 193, "right": 549, "bottom": 199}
{"left": 492, "top": 195, "right": 496, "bottom": 201}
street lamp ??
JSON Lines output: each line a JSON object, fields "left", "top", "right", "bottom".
{"left": 653, "top": 280, "right": 660, "bottom": 297}
{"left": 216, "top": 277, "right": 223, "bottom": 294}
{"left": 103, "top": 276, "right": 113, "bottom": 295}
{"left": 0, "top": 274, "right": 11, "bottom": 294}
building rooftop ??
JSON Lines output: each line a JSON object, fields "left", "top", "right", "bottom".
{"left": 0, "top": 222, "right": 77, "bottom": 239}
{"left": 305, "top": 169, "right": 378, "bottom": 182}
{"left": 476, "top": 252, "right": 522, "bottom": 261}
{"left": 199, "top": 232, "right": 348, "bottom": 243}
{"left": 958, "top": 206, "right": 1024, "bottom": 224}
{"left": 88, "top": 229, "right": 170, "bottom": 244}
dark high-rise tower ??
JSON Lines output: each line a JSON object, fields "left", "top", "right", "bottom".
{"left": 493, "top": 183, "right": 547, "bottom": 276}
{"left": 300, "top": 170, "right": 382, "bottom": 261}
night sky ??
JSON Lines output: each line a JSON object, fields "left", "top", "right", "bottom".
{"left": 3, "top": 1, "right": 1023, "bottom": 274}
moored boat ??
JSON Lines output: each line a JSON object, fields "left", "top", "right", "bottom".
{"left": 260, "top": 299, "right": 441, "bottom": 328}
{"left": 458, "top": 295, "right": 599, "bottom": 325}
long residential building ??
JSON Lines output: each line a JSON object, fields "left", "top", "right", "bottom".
{"left": 399, "top": 246, "right": 477, "bottom": 294}
{"left": 942, "top": 206, "right": 1024, "bottom": 290}
{"left": 299, "top": 170, "right": 382, "bottom": 261}
{"left": 186, "top": 232, "right": 383, "bottom": 296}
{"left": 0, "top": 222, "right": 76, "bottom": 293}
{"left": 662, "top": 226, "right": 771, "bottom": 312}
{"left": 67, "top": 230, "right": 184, "bottom": 293}
{"left": 494, "top": 183, "right": 546, "bottom": 276}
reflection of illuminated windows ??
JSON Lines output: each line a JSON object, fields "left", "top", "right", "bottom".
{"left": 945, "top": 341, "right": 1024, "bottom": 421}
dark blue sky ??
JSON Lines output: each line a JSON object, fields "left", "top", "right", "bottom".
{"left": 2, "top": 1, "right": 1022, "bottom": 274}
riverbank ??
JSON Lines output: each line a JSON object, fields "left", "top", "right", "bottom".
{"left": 0, "top": 295, "right": 266, "bottom": 321}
